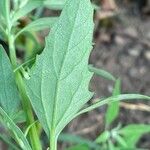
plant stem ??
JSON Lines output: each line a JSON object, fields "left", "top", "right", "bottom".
{"left": 6, "top": 10, "right": 42, "bottom": 150}
{"left": 50, "top": 131, "right": 57, "bottom": 150}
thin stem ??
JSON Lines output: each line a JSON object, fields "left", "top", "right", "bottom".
{"left": 6, "top": 3, "right": 42, "bottom": 149}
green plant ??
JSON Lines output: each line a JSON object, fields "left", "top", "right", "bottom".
{"left": 0, "top": 0, "right": 150, "bottom": 150}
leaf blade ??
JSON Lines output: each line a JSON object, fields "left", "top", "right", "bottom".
{"left": 76, "top": 94, "right": 150, "bottom": 116}
{"left": 16, "top": 17, "right": 58, "bottom": 38}
{"left": 106, "top": 79, "right": 121, "bottom": 125}
{"left": 12, "top": 0, "right": 44, "bottom": 22}
{"left": 0, "top": 45, "right": 20, "bottom": 118}
{"left": 119, "top": 124, "right": 150, "bottom": 148}
{"left": 26, "top": 0, "right": 94, "bottom": 138}
{"left": 0, "top": 107, "right": 32, "bottom": 150}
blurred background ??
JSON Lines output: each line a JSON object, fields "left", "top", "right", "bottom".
{"left": 0, "top": 0, "right": 150, "bottom": 149}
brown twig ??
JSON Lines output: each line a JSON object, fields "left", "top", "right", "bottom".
{"left": 120, "top": 102, "right": 150, "bottom": 112}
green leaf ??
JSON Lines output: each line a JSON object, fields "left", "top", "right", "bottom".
{"left": 66, "top": 144, "right": 90, "bottom": 150}
{"left": 76, "top": 94, "right": 150, "bottom": 117}
{"left": 88, "top": 65, "right": 116, "bottom": 81}
{"left": 0, "top": 45, "right": 20, "bottom": 118}
{"left": 0, "top": 134, "right": 20, "bottom": 150}
{"left": 12, "top": 0, "right": 44, "bottom": 22}
{"left": 44, "top": 0, "right": 66, "bottom": 10}
{"left": 59, "top": 133, "right": 99, "bottom": 149}
{"left": 0, "top": 0, "right": 9, "bottom": 20}
{"left": 108, "top": 140, "right": 115, "bottom": 150}
{"left": 95, "top": 130, "right": 110, "bottom": 144}
{"left": 0, "top": 107, "right": 32, "bottom": 150}
{"left": 16, "top": 17, "right": 58, "bottom": 38}
{"left": 114, "top": 135, "right": 127, "bottom": 148}
{"left": 119, "top": 124, "right": 150, "bottom": 148}
{"left": 106, "top": 79, "right": 121, "bottom": 125}
{"left": 26, "top": 0, "right": 94, "bottom": 138}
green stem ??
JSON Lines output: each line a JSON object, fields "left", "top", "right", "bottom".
{"left": 50, "top": 131, "right": 57, "bottom": 150}
{"left": 6, "top": 12, "right": 42, "bottom": 150}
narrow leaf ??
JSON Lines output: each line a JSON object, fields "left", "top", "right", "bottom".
{"left": 0, "top": 45, "right": 20, "bottom": 118}
{"left": 12, "top": 0, "right": 44, "bottom": 22}
{"left": 106, "top": 79, "right": 121, "bottom": 125}
{"left": 0, "top": 107, "right": 32, "bottom": 150}
{"left": 76, "top": 94, "right": 150, "bottom": 117}
{"left": 16, "top": 17, "right": 58, "bottom": 38}
{"left": 26, "top": 0, "right": 94, "bottom": 138}
{"left": 0, "top": 134, "right": 20, "bottom": 150}
{"left": 88, "top": 65, "right": 116, "bottom": 81}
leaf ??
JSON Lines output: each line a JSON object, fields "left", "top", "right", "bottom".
{"left": 44, "top": 0, "right": 66, "bottom": 10}
{"left": 66, "top": 144, "right": 90, "bottom": 150}
{"left": 95, "top": 130, "right": 110, "bottom": 144}
{"left": 119, "top": 124, "right": 150, "bottom": 148}
{"left": 76, "top": 94, "right": 150, "bottom": 117}
{"left": 59, "top": 133, "right": 99, "bottom": 149}
{"left": 0, "top": 0, "right": 9, "bottom": 20}
{"left": 16, "top": 17, "right": 58, "bottom": 38}
{"left": 26, "top": 0, "right": 94, "bottom": 138}
{"left": 106, "top": 79, "right": 121, "bottom": 126}
{"left": 0, "top": 45, "right": 20, "bottom": 118}
{"left": 88, "top": 65, "right": 116, "bottom": 81}
{"left": 0, "top": 107, "right": 32, "bottom": 150}
{"left": 12, "top": 0, "right": 44, "bottom": 22}
{"left": 0, "top": 134, "right": 20, "bottom": 150}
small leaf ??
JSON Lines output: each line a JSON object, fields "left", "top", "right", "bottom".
{"left": 119, "top": 124, "right": 150, "bottom": 148}
{"left": 106, "top": 79, "right": 121, "bottom": 125}
{"left": 0, "top": 107, "right": 32, "bottom": 150}
{"left": 26, "top": 0, "right": 94, "bottom": 138}
{"left": 0, "top": 45, "right": 20, "bottom": 118}
{"left": 16, "top": 17, "right": 58, "bottom": 38}
{"left": 88, "top": 65, "right": 116, "bottom": 81}
{"left": 59, "top": 133, "right": 98, "bottom": 149}
{"left": 95, "top": 130, "right": 110, "bottom": 144}
{"left": 12, "top": 0, "right": 44, "bottom": 22}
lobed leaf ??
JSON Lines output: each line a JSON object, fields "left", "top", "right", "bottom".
{"left": 0, "top": 45, "right": 20, "bottom": 118}
{"left": 26, "top": 0, "right": 94, "bottom": 138}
